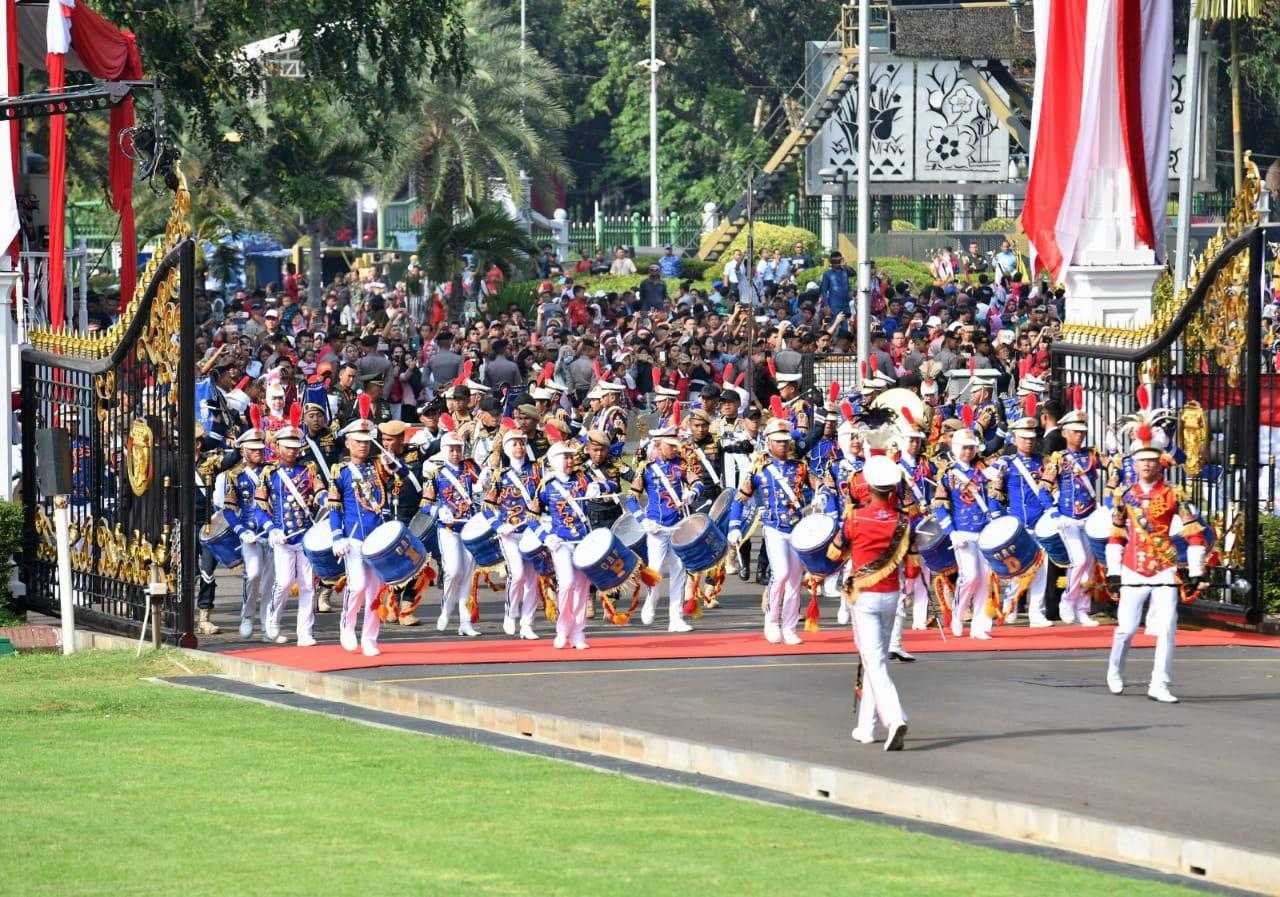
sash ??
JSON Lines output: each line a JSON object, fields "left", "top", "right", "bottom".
{"left": 650, "top": 461, "right": 685, "bottom": 510}
{"left": 765, "top": 462, "right": 799, "bottom": 507}
{"left": 1066, "top": 451, "right": 1098, "bottom": 500}
{"left": 551, "top": 477, "right": 589, "bottom": 526}
{"left": 691, "top": 444, "right": 721, "bottom": 487}
{"left": 506, "top": 466, "right": 534, "bottom": 505}
{"left": 899, "top": 458, "right": 924, "bottom": 503}
{"left": 439, "top": 464, "right": 474, "bottom": 510}
{"left": 306, "top": 439, "right": 334, "bottom": 488}
{"left": 277, "top": 466, "right": 313, "bottom": 519}
{"left": 949, "top": 465, "right": 989, "bottom": 515}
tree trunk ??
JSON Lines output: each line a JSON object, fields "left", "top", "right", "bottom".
{"left": 445, "top": 273, "right": 465, "bottom": 324}
{"left": 307, "top": 219, "right": 324, "bottom": 308}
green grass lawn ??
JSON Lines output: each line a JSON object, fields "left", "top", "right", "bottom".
{"left": 0, "top": 650, "right": 1198, "bottom": 897}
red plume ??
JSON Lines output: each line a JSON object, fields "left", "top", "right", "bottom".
{"left": 1136, "top": 383, "right": 1151, "bottom": 410}
{"left": 840, "top": 399, "right": 854, "bottom": 422}
{"left": 1072, "top": 384, "right": 1084, "bottom": 411}
{"left": 249, "top": 405, "right": 262, "bottom": 431}
{"left": 358, "top": 394, "right": 372, "bottom": 420}
{"left": 900, "top": 406, "right": 916, "bottom": 427}
{"left": 672, "top": 400, "right": 682, "bottom": 428}
{"left": 736, "top": 372, "right": 746, "bottom": 386}
{"left": 770, "top": 394, "right": 785, "bottom": 420}
{"left": 767, "top": 357, "right": 777, "bottom": 379}
{"left": 827, "top": 381, "right": 840, "bottom": 406}
{"left": 722, "top": 363, "right": 735, "bottom": 385}
{"left": 440, "top": 412, "right": 455, "bottom": 432}
{"left": 453, "top": 360, "right": 474, "bottom": 387}
{"left": 545, "top": 422, "right": 564, "bottom": 443}
{"left": 1135, "top": 422, "right": 1154, "bottom": 443}
{"left": 288, "top": 402, "right": 302, "bottom": 426}
{"left": 961, "top": 404, "right": 975, "bottom": 429}
{"left": 593, "top": 358, "right": 605, "bottom": 381}
{"left": 859, "top": 360, "right": 867, "bottom": 381}
{"left": 1023, "top": 393, "right": 1037, "bottom": 418}
{"left": 501, "top": 416, "right": 517, "bottom": 430}
{"left": 968, "top": 356, "right": 976, "bottom": 375}
{"left": 538, "top": 361, "right": 554, "bottom": 386}
{"left": 868, "top": 354, "right": 877, "bottom": 374}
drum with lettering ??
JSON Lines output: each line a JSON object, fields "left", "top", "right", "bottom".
{"left": 572, "top": 528, "right": 640, "bottom": 593}
{"left": 200, "top": 517, "right": 243, "bottom": 569}
{"left": 1084, "top": 506, "right": 1114, "bottom": 562}
{"left": 671, "top": 512, "right": 729, "bottom": 574}
{"left": 518, "top": 528, "right": 555, "bottom": 577}
{"left": 791, "top": 514, "right": 845, "bottom": 577}
{"left": 302, "top": 521, "right": 344, "bottom": 583}
{"left": 1032, "top": 510, "right": 1070, "bottom": 567}
{"left": 914, "top": 512, "right": 956, "bottom": 573}
{"left": 363, "top": 520, "right": 429, "bottom": 586}
{"left": 460, "top": 513, "right": 504, "bottom": 568}
{"left": 978, "top": 515, "right": 1040, "bottom": 578}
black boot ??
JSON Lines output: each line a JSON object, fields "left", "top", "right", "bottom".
{"left": 738, "top": 542, "right": 752, "bottom": 582}
{"left": 755, "top": 550, "right": 769, "bottom": 585}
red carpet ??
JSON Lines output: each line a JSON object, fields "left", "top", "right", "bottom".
{"left": 224, "top": 624, "right": 1280, "bottom": 673}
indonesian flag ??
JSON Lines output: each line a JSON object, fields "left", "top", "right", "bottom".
{"left": 45, "top": 0, "right": 74, "bottom": 326}
{"left": 0, "top": 0, "right": 18, "bottom": 261}
{"left": 1022, "top": 0, "right": 1172, "bottom": 283}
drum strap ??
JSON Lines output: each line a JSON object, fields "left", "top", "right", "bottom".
{"left": 278, "top": 466, "right": 312, "bottom": 517}
{"left": 550, "top": 478, "right": 589, "bottom": 526}
{"left": 306, "top": 439, "right": 334, "bottom": 489}
{"left": 651, "top": 462, "right": 686, "bottom": 511}
{"left": 692, "top": 445, "right": 721, "bottom": 487}
{"left": 766, "top": 462, "right": 798, "bottom": 507}
{"left": 899, "top": 459, "right": 924, "bottom": 503}
{"left": 439, "top": 464, "right": 473, "bottom": 507}
{"left": 506, "top": 466, "right": 534, "bottom": 505}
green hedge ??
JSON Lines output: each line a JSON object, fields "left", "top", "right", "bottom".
{"left": 978, "top": 217, "right": 1019, "bottom": 234}
{"left": 1261, "top": 516, "right": 1280, "bottom": 616}
{"left": 0, "top": 500, "right": 22, "bottom": 625}
{"left": 722, "top": 223, "right": 821, "bottom": 260}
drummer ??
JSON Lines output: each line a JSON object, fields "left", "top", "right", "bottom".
{"left": 987, "top": 408, "right": 1056, "bottom": 627}
{"left": 486, "top": 426, "right": 542, "bottom": 640}
{"left": 847, "top": 455, "right": 911, "bottom": 751}
{"left": 931, "top": 427, "right": 999, "bottom": 639}
{"left": 727, "top": 416, "right": 815, "bottom": 645}
{"left": 327, "top": 418, "right": 396, "bottom": 656}
{"left": 1042, "top": 400, "right": 1104, "bottom": 626}
{"left": 219, "top": 428, "right": 274, "bottom": 639}
{"left": 582, "top": 429, "right": 632, "bottom": 531}
{"left": 826, "top": 409, "right": 864, "bottom": 626}
{"left": 587, "top": 380, "right": 628, "bottom": 450}
{"left": 254, "top": 425, "right": 326, "bottom": 647}
{"left": 685, "top": 409, "right": 723, "bottom": 513}
{"left": 896, "top": 419, "right": 934, "bottom": 631}
{"left": 535, "top": 438, "right": 595, "bottom": 649}
{"left": 626, "top": 421, "right": 702, "bottom": 633}
{"left": 422, "top": 423, "right": 486, "bottom": 638}
{"left": 378, "top": 420, "right": 426, "bottom": 627}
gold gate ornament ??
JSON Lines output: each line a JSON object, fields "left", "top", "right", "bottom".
{"left": 126, "top": 417, "right": 155, "bottom": 496}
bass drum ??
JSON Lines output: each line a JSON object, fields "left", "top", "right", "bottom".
{"left": 708, "top": 490, "right": 734, "bottom": 533}
{"left": 409, "top": 509, "right": 440, "bottom": 557}
{"left": 610, "top": 512, "right": 648, "bottom": 561}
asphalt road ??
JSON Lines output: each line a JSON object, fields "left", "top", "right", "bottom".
{"left": 352, "top": 646, "right": 1280, "bottom": 856}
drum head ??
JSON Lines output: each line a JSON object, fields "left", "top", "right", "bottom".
{"left": 363, "top": 521, "right": 404, "bottom": 556}
{"left": 302, "top": 522, "right": 334, "bottom": 552}
{"left": 572, "top": 528, "right": 614, "bottom": 568}
{"left": 792, "top": 514, "right": 837, "bottom": 552}
{"left": 1033, "top": 512, "right": 1060, "bottom": 538}
{"left": 671, "top": 513, "right": 710, "bottom": 549}
{"left": 461, "top": 514, "right": 494, "bottom": 541}
{"left": 518, "top": 528, "right": 543, "bottom": 554}
{"left": 708, "top": 490, "right": 732, "bottom": 521}
{"left": 1084, "top": 508, "right": 1113, "bottom": 539}
{"left": 978, "top": 515, "right": 1022, "bottom": 551}
{"left": 409, "top": 511, "right": 435, "bottom": 539}
{"left": 611, "top": 512, "right": 644, "bottom": 544}
{"left": 202, "top": 517, "right": 230, "bottom": 540}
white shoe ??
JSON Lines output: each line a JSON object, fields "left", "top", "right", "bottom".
{"left": 1058, "top": 608, "right": 1076, "bottom": 625}
{"left": 296, "top": 635, "right": 317, "bottom": 648}
{"left": 782, "top": 629, "right": 803, "bottom": 646}
{"left": 553, "top": 633, "right": 568, "bottom": 649}
{"left": 263, "top": 626, "right": 279, "bottom": 643}
{"left": 238, "top": 618, "right": 253, "bottom": 639}
{"left": 361, "top": 642, "right": 381, "bottom": 658}
{"left": 502, "top": 615, "right": 516, "bottom": 636}
{"left": 971, "top": 630, "right": 992, "bottom": 641}
{"left": 884, "top": 722, "right": 908, "bottom": 752}
{"left": 836, "top": 601, "right": 850, "bottom": 626}
{"left": 640, "top": 598, "right": 656, "bottom": 626}
{"left": 572, "top": 637, "right": 589, "bottom": 650}
{"left": 1106, "top": 670, "right": 1124, "bottom": 695}
{"left": 910, "top": 624, "right": 927, "bottom": 631}
{"left": 436, "top": 610, "right": 449, "bottom": 632}
{"left": 1004, "top": 611, "right": 1018, "bottom": 626}
{"left": 668, "top": 618, "right": 693, "bottom": 633}
{"left": 1078, "top": 615, "right": 1100, "bottom": 628}
{"left": 764, "top": 622, "right": 782, "bottom": 644}
{"left": 950, "top": 621, "right": 964, "bottom": 638}
{"left": 1029, "top": 618, "right": 1053, "bottom": 628}
{"left": 458, "top": 620, "right": 480, "bottom": 637}
{"left": 339, "top": 629, "right": 358, "bottom": 652}
{"left": 519, "top": 623, "right": 540, "bottom": 640}
{"left": 1147, "top": 685, "right": 1179, "bottom": 704}
{"left": 851, "top": 728, "right": 876, "bottom": 744}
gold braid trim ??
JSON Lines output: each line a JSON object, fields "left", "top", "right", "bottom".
{"left": 843, "top": 518, "right": 912, "bottom": 602}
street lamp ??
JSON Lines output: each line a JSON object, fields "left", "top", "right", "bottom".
{"left": 636, "top": 0, "right": 664, "bottom": 249}
{"left": 819, "top": 165, "right": 851, "bottom": 250}
{"left": 360, "top": 195, "right": 379, "bottom": 214}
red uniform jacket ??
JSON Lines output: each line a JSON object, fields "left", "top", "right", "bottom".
{"left": 845, "top": 498, "right": 909, "bottom": 594}
{"left": 1108, "top": 480, "right": 1204, "bottom": 576}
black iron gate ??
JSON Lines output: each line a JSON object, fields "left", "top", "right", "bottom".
{"left": 1051, "top": 197, "right": 1276, "bottom": 625}
{"left": 19, "top": 194, "right": 197, "bottom": 645}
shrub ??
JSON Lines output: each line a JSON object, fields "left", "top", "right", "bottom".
{"left": 486, "top": 280, "right": 540, "bottom": 318}
{"left": 721, "top": 222, "right": 821, "bottom": 260}
{"left": 890, "top": 219, "right": 920, "bottom": 232}
{"left": 0, "top": 500, "right": 22, "bottom": 624}
{"left": 875, "top": 256, "right": 936, "bottom": 291}
{"left": 979, "top": 216, "right": 1019, "bottom": 234}
{"left": 1261, "top": 516, "right": 1280, "bottom": 616}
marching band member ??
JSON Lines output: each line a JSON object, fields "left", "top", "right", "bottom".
{"left": 1105, "top": 420, "right": 1207, "bottom": 703}
{"left": 487, "top": 426, "right": 542, "bottom": 640}
{"left": 727, "top": 410, "right": 815, "bottom": 645}
{"left": 847, "top": 455, "right": 911, "bottom": 751}
{"left": 378, "top": 420, "right": 426, "bottom": 626}
{"left": 582, "top": 429, "right": 631, "bottom": 532}
{"left": 988, "top": 403, "right": 1056, "bottom": 627}
{"left": 588, "top": 379, "right": 628, "bottom": 449}
{"left": 895, "top": 417, "right": 934, "bottom": 631}
{"left": 536, "top": 435, "right": 595, "bottom": 649}
{"left": 219, "top": 428, "right": 274, "bottom": 639}
{"left": 932, "top": 425, "right": 998, "bottom": 639}
{"left": 423, "top": 421, "right": 485, "bottom": 638}
{"left": 969, "top": 375, "right": 1005, "bottom": 457}
{"left": 470, "top": 396, "right": 503, "bottom": 466}
{"left": 685, "top": 409, "right": 723, "bottom": 512}
{"left": 254, "top": 425, "right": 326, "bottom": 646}
{"left": 827, "top": 404, "right": 863, "bottom": 625}
{"left": 627, "top": 414, "right": 703, "bottom": 632}
{"left": 1043, "top": 388, "right": 1103, "bottom": 626}
{"left": 327, "top": 419, "right": 394, "bottom": 655}
{"left": 772, "top": 365, "right": 810, "bottom": 438}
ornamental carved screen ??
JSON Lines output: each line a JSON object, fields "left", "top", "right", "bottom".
{"left": 20, "top": 183, "right": 198, "bottom": 644}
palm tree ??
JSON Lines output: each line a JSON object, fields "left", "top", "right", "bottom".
{"left": 379, "top": 0, "right": 570, "bottom": 215}
{"left": 419, "top": 202, "right": 536, "bottom": 322}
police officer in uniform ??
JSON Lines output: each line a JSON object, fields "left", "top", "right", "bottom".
{"left": 583, "top": 430, "right": 630, "bottom": 530}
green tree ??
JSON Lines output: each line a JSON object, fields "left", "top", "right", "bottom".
{"left": 419, "top": 202, "right": 536, "bottom": 321}
{"left": 380, "top": 0, "right": 569, "bottom": 215}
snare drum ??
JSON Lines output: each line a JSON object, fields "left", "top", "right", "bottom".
{"left": 461, "top": 513, "right": 504, "bottom": 568}
{"left": 572, "top": 528, "right": 640, "bottom": 592}
{"left": 518, "top": 528, "right": 555, "bottom": 577}
{"left": 978, "top": 515, "right": 1040, "bottom": 577}
{"left": 363, "top": 521, "right": 429, "bottom": 586}
{"left": 791, "top": 514, "right": 845, "bottom": 577}
{"left": 200, "top": 517, "right": 242, "bottom": 569}
{"left": 708, "top": 490, "right": 735, "bottom": 533}
{"left": 1169, "top": 506, "right": 1216, "bottom": 565}
{"left": 671, "top": 513, "right": 729, "bottom": 574}
{"left": 914, "top": 512, "right": 956, "bottom": 573}
{"left": 302, "top": 522, "right": 344, "bottom": 583}
{"left": 610, "top": 512, "right": 648, "bottom": 560}
{"left": 1084, "top": 507, "right": 1113, "bottom": 562}
{"left": 409, "top": 509, "right": 440, "bottom": 556}
{"left": 1032, "top": 511, "right": 1070, "bottom": 567}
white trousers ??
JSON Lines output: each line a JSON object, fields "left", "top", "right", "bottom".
{"left": 438, "top": 528, "right": 476, "bottom": 621}
{"left": 763, "top": 526, "right": 802, "bottom": 633}
{"left": 1108, "top": 571, "right": 1179, "bottom": 689}
{"left": 239, "top": 541, "right": 275, "bottom": 631}
{"left": 552, "top": 540, "right": 590, "bottom": 643}
{"left": 341, "top": 539, "right": 383, "bottom": 649}
{"left": 853, "top": 590, "right": 907, "bottom": 737}
{"left": 1058, "top": 516, "right": 1095, "bottom": 621}
{"left": 951, "top": 531, "right": 991, "bottom": 637}
{"left": 269, "top": 542, "right": 315, "bottom": 640}
{"left": 644, "top": 525, "right": 688, "bottom": 623}
{"left": 904, "top": 569, "right": 929, "bottom": 629}
{"left": 499, "top": 532, "right": 540, "bottom": 625}
{"left": 1000, "top": 554, "right": 1049, "bottom": 624}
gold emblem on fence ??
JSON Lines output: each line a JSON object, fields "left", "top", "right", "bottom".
{"left": 126, "top": 417, "right": 155, "bottom": 496}
{"left": 1178, "top": 401, "right": 1208, "bottom": 478}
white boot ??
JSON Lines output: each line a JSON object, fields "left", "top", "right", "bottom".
{"left": 238, "top": 617, "right": 253, "bottom": 639}
{"left": 782, "top": 629, "right": 803, "bottom": 646}
{"left": 836, "top": 599, "right": 850, "bottom": 626}
{"left": 339, "top": 628, "right": 358, "bottom": 652}
{"left": 764, "top": 621, "right": 782, "bottom": 644}
{"left": 458, "top": 620, "right": 480, "bottom": 637}
{"left": 502, "top": 615, "right": 516, "bottom": 636}
{"left": 436, "top": 608, "right": 449, "bottom": 632}
{"left": 519, "top": 622, "right": 540, "bottom": 640}
{"left": 640, "top": 593, "right": 656, "bottom": 626}
{"left": 668, "top": 617, "right": 693, "bottom": 633}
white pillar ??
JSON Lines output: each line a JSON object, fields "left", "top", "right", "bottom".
{"left": 855, "top": 0, "right": 871, "bottom": 375}
{"left": 702, "top": 202, "right": 719, "bottom": 235}
{"left": 820, "top": 195, "right": 839, "bottom": 252}
{"left": 646, "top": 0, "right": 661, "bottom": 248}
{"left": 553, "top": 208, "right": 570, "bottom": 262}
{"left": 1173, "top": 17, "right": 1203, "bottom": 289}
{"left": 53, "top": 495, "right": 75, "bottom": 654}
{"left": 0, "top": 269, "right": 15, "bottom": 499}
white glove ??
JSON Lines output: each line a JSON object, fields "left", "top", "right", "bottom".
{"left": 727, "top": 529, "right": 743, "bottom": 547}
{"left": 268, "top": 529, "right": 286, "bottom": 548}
{"left": 641, "top": 518, "right": 660, "bottom": 535}
{"left": 497, "top": 522, "right": 516, "bottom": 536}
{"left": 585, "top": 483, "right": 602, "bottom": 499}
{"left": 423, "top": 462, "right": 440, "bottom": 480}
{"left": 238, "top": 530, "right": 258, "bottom": 546}
{"left": 332, "top": 538, "right": 350, "bottom": 558}
{"left": 438, "top": 507, "right": 455, "bottom": 526}
{"left": 682, "top": 491, "right": 696, "bottom": 507}
{"left": 546, "top": 534, "right": 564, "bottom": 552}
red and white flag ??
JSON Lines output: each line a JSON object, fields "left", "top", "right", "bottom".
{"left": 1023, "top": 0, "right": 1172, "bottom": 283}
{"left": 0, "top": 0, "right": 20, "bottom": 261}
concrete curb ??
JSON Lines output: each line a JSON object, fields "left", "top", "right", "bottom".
{"left": 79, "top": 630, "right": 1280, "bottom": 895}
